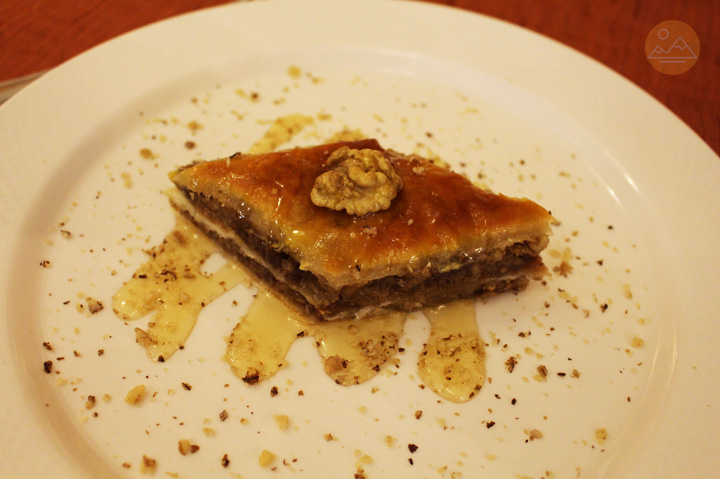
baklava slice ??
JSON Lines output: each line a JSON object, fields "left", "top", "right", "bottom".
{"left": 168, "top": 139, "right": 552, "bottom": 320}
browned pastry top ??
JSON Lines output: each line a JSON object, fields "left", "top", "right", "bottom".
{"left": 170, "top": 139, "right": 552, "bottom": 288}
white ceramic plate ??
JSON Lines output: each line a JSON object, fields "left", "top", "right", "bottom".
{"left": 1, "top": 1, "right": 719, "bottom": 478}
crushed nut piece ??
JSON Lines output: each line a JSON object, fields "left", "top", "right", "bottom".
{"left": 178, "top": 439, "right": 200, "bottom": 455}
{"left": 554, "top": 260, "right": 573, "bottom": 277}
{"left": 324, "top": 355, "right": 347, "bottom": 375}
{"left": 140, "top": 455, "right": 156, "bottom": 474}
{"left": 86, "top": 297, "right": 104, "bottom": 314}
{"left": 505, "top": 356, "right": 517, "bottom": 373}
{"left": 139, "top": 148, "right": 155, "bottom": 160}
{"left": 595, "top": 427, "right": 608, "bottom": 444}
{"left": 311, "top": 147, "right": 403, "bottom": 216}
{"left": 258, "top": 450, "right": 276, "bottom": 468}
{"left": 135, "top": 328, "right": 156, "bottom": 348}
{"left": 124, "top": 385, "right": 147, "bottom": 405}
{"left": 527, "top": 429, "right": 543, "bottom": 440}
{"left": 274, "top": 414, "right": 290, "bottom": 430}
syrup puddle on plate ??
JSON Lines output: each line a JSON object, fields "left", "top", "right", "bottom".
{"left": 113, "top": 215, "right": 486, "bottom": 402}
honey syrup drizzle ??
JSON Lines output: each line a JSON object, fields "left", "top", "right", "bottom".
{"left": 225, "top": 290, "right": 406, "bottom": 387}
{"left": 112, "top": 215, "right": 250, "bottom": 361}
{"left": 418, "top": 300, "right": 486, "bottom": 402}
{"left": 225, "top": 290, "right": 309, "bottom": 385}
{"left": 113, "top": 218, "right": 485, "bottom": 401}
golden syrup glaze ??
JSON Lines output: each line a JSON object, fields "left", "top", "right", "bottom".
{"left": 112, "top": 214, "right": 250, "bottom": 362}
{"left": 169, "top": 140, "right": 552, "bottom": 289}
{"left": 113, "top": 217, "right": 485, "bottom": 401}
{"left": 419, "top": 300, "right": 486, "bottom": 402}
{"left": 225, "top": 290, "right": 406, "bottom": 387}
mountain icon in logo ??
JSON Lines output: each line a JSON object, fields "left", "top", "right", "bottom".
{"left": 645, "top": 21, "right": 699, "bottom": 75}
{"left": 647, "top": 36, "right": 698, "bottom": 63}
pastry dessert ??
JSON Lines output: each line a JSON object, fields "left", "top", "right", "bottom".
{"left": 168, "top": 139, "right": 552, "bottom": 320}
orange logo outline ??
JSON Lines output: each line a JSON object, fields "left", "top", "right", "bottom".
{"left": 645, "top": 21, "right": 699, "bottom": 75}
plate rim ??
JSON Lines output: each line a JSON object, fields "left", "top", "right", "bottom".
{"left": 1, "top": 1, "right": 719, "bottom": 478}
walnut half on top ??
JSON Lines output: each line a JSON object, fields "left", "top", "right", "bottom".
{"left": 310, "top": 146, "right": 403, "bottom": 216}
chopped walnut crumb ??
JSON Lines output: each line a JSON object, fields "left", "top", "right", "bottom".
{"left": 324, "top": 355, "right": 347, "bottom": 375}
{"left": 242, "top": 368, "right": 260, "bottom": 385}
{"left": 178, "top": 439, "right": 200, "bottom": 455}
{"left": 140, "top": 455, "right": 156, "bottom": 474}
{"left": 287, "top": 65, "right": 302, "bottom": 79}
{"left": 505, "top": 356, "right": 517, "bottom": 373}
{"left": 273, "top": 414, "right": 290, "bottom": 430}
{"left": 527, "top": 429, "right": 543, "bottom": 441}
{"left": 186, "top": 121, "right": 203, "bottom": 134}
{"left": 221, "top": 454, "right": 230, "bottom": 468}
{"left": 86, "top": 297, "right": 104, "bottom": 314}
{"left": 554, "top": 260, "right": 573, "bottom": 277}
{"left": 258, "top": 450, "right": 276, "bottom": 468}
{"left": 139, "top": 148, "right": 155, "bottom": 160}
{"left": 124, "top": 385, "right": 147, "bottom": 405}
{"left": 361, "top": 225, "right": 378, "bottom": 236}
{"left": 311, "top": 147, "right": 403, "bottom": 216}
